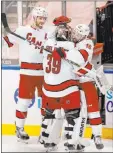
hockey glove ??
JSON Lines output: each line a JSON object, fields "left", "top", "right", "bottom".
{"left": 52, "top": 47, "right": 66, "bottom": 60}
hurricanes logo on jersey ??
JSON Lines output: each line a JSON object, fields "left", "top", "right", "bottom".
{"left": 26, "top": 33, "right": 42, "bottom": 49}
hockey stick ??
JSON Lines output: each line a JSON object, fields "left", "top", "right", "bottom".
{"left": 2, "top": 13, "right": 26, "bottom": 40}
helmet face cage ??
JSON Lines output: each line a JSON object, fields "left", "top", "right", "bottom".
{"left": 72, "top": 24, "right": 90, "bottom": 42}
{"left": 56, "top": 25, "right": 72, "bottom": 41}
{"left": 72, "top": 29, "right": 85, "bottom": 42}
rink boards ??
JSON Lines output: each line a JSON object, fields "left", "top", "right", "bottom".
{"left": 2, "top": 65, "right": 113, "bottom": 139}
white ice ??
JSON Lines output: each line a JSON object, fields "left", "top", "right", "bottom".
{"left": 2, "top": 136, "right": 113, "bottom": 152}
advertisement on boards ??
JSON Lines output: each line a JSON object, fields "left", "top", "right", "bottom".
{"left": 104, "top": 69, "right": 113, "bottom": 127}
{"left": 2, "top": 69, "right": 42, "bottom": 125}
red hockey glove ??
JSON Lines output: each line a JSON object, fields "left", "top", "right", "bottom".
{"left": 52, "top": 47, "right": 66, "bottom": 60}
{"left": 3, "top": 36, "right": 14, "bottom": 47}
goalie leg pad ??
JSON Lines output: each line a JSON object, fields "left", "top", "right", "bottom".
{"left": 65, "top": 106, "right": 87, "bottom": 145}
{"left": 39, "top": 108, "right": 54, "bottom": 143}
{"left": 44, "top": 109, "right": 64, "bottom": 145}
{"left": 62, "top": 90, "right": 88, "bottom": 141}
{"left": 64, "top": 108, "right": 80, "bottom": 140}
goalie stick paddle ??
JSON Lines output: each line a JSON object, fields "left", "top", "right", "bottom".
{"left": 1, "top": 13, "right": 26, "bottom": 40}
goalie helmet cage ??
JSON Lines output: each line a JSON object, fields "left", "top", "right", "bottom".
{"left": 96, "top": 2, "right": 113, "bottom": 64}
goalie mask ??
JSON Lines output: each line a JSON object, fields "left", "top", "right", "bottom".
{"left": 71, "top": 24, "right": 90, "bottom": 42}
{"left": 55, "top": 25, "right": 72, "bottom": 41}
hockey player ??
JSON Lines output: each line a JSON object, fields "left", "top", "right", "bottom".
{"left": 39, "top": 22, "right": 91, "bottom": 152}
{"left": 52, "top": 24, "right": 105, "bottom": 150}
{"left": 38, "top": 15, "right": 73, "bottom": 145}
{"left": 39, "top": 16, "right": 112, "bottom": 151}
{"left": 3, "top": 6, "right": 48, "bottom": 142}
{"left": 72, "top": 24, "right": 104, "bottom": 149}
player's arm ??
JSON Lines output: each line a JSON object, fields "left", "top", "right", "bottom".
{"left": 78, "top": 39, "right": 94, "bottom": 61}
{"left": 52, "top": 46, "right": 89, "bottom": 66}
{"left": 52, "top": 47, "right": 113, "bottom": 95}
{"left": 52, "top": 39, "right": 94, "bottom": 74}
{"left": 66, "top": 48, "right": 96, "bottom": 79}
{"left": 74, "top": 62, "right": 94, "bottom": 78}
{"left": 3, "top": 26, "right": 25, "bottom": 48}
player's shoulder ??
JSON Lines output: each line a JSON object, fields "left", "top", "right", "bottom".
{"left": 18, "top": 25, "right": 28, "bottom": 30}
{"left": 83, "top": 38, "right": 94, "bottom": 46}
{"left": 44, "top": 38, "right": 55, "bottom": 47}
{"left": 65, "top": 41, "right": 75, "bottom": 49}
{"left": 57, "top": 41, "right": 75, "bottom": 50}
{"left": 17, "top": 25, "right": 31, "bottom": 33}
{"left": 14, "top": 25, "right": 28, "bottom": 35}
{"left": 78, "top": 39, "right": 94, "bottom": 49}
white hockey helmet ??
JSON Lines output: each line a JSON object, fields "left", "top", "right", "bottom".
{"left": 32, "top": 6, "right": 48, "bottom": 18}
{"left": 72, "top": 24, "right": 90, "bottom": 42}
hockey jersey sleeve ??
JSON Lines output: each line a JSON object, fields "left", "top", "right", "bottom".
{"left": 65, "top": 47, "right": 87, "bottom": 66}
{"left": 65, "top": 47, "right": 96, "bottom": 80}
{"left": 74, "top": 39, "right": 94, "bottom": 76}
{"left": 3, "top": 26, "right": 26, "bottom": 47}
{"left": 68, "top": 53, "right": 96, "bottom": 80}
{"left": 77, "top": 39, "right": 94, "bottom": 62}
{"left": 67, "top": 50, "right": 96, "bottom": 80}
{"left": 65, "top": 39, "right": 94, "bottom": 76}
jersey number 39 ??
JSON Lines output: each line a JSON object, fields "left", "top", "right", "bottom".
{"left": 46, "top": 54, "right": 61, "bottom": 74}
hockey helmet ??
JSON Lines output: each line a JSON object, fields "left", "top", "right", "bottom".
{"left": 32, "top": 6, "right": 48, "bottom": 18}
{"left": 72, "top": 24, "right": 90, "bottom": 42}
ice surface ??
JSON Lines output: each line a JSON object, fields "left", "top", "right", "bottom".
{"left": 2, "top": 136, "right": 113, "bottom": 152}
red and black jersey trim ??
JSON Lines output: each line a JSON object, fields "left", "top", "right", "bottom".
{"left": 21, "top": 62, "right": 43, "bottom": 70}
{"left": 44, "top": 80, "right": 79, "bottom": 92}
{"left": 77, "top": 62, "right": 92, "bottom": 76}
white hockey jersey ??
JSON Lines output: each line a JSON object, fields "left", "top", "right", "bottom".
{"left": 42, "top": 39, "right": 80, "bottom": 97}
{"left": 73, "top": 38, "right": 94, "bottom": 83}
{"left": 3, "top": 25, "right": 47, "bottom": 76}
